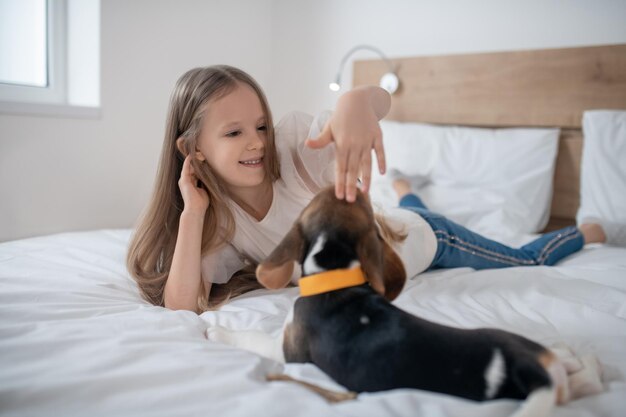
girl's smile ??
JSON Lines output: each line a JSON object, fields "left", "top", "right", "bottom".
{"left": 197, "top": 82, "right": 269, "bottom": 191}
{"left": 239, "top": 156, "right": 264, "bottom": 168}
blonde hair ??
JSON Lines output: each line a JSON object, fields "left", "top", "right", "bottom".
{"left": 126, "top": 65, "right": 279, "bottom": 312}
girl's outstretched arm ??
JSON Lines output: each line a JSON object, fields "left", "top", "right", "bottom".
{"left": 306, "top": 85, "right": 391, "bottom": 203}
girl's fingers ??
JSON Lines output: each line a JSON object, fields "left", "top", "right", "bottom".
{"left": 180, "top": 155, "right": 201, "bottom": 190}
{"left": 187, "top": 159, "right": 204, "bottom": 189}
{"left": 178, "top": 155, "right": 210, "bottom": 213}
{"left": 359, "top": 151, "right": 372, "bottom": 194}
{"left": 335, "top": 143, "right": 373, "bottom": 202}
{"left": 344, "top": 150, "right": 361, "bottom": 202}
{"left": 179, "top": 156, "right": 189, "bottom": 185}
{"left": 334, "top": 148, "right": 348, "bottom": 200}
{"left": 321, "top": 120, "right": 384, "bottom": 201}
{"left": 182, "top": 155, "right": 199, "bottom": 179}
{"left": 187, "top": 157, "right": 197, "bottom": 177}
{"left": 373, "top": 135, "right": 386, "bottom": 175}
{"left": 305, "top": 122, "right": 333, "bottom": 149}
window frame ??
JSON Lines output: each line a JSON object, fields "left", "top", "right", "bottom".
{"left": 0, "top": 0, "right": 66, "bottom": 103}
{"left": 0, "top": 0, "right": 99, "bottom": 118}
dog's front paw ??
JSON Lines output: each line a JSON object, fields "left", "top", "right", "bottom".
{"left": 206, "top": 326, "right": 285, "bottom": 363}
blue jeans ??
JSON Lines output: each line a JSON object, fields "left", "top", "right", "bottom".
{"left": 399, "top": 193, "right": 584, "bottom": 270}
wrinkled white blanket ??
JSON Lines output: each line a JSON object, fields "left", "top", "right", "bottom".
{"left": 0, "top": 229, "right": 624, "bottom": 416}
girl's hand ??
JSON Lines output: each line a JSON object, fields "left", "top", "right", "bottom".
{"left": 305, "top": 96, "right": 386, "bottom": 203}
{"left": 178, "top": 155, "right": 210, "bottom": 215}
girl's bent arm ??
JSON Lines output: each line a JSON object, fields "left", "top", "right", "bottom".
{"left": 165, "top": 154, "right": 211, "bottom": 313}
{"left": 164, "top": 210, "right": 205, "bottom": 312}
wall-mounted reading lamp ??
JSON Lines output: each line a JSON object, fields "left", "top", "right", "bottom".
{"left": 329, "top": 44, "right": 399, "bottom": 94}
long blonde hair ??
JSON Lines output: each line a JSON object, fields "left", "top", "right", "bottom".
{"left": 126, "top": 65, "right": 279, "bottom": 312}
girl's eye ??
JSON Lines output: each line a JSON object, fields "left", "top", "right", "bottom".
{"left": 226, "top": 130, "right": 241, "bottom": 137}
{"left": 257, "top": 125, "right": 267, "bottom": 132}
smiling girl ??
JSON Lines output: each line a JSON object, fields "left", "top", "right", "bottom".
{"left": 126, "top": 65, "right": 392, "bottom": 312}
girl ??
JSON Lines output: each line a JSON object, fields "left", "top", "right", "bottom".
{"left": 127, "top": 65, "right": 609, "bottom": 314}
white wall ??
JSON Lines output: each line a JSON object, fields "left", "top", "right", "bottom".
{"left": 269, "top": 0, "right": 626, "bottom": 121}
{"left": 0, "top": 0, "right": 272, "bottom": 242}
{"left": 1, "top": 0, "right": 625, "bottom": 242}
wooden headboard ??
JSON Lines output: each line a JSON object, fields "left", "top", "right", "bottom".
{"left": 353, "top": 44, "right": 626, "bottom": 231}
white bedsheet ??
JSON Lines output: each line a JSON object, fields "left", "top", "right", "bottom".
{"left": 0, "top": 229, "right": 625, "bottom": 416}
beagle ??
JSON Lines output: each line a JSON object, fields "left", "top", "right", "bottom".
{"left": 209, "top": 186, "right": 569, "bottom": 416}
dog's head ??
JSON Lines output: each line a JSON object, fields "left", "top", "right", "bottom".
{"left": 256, "top": 186, "right": 406, "bottom": 301}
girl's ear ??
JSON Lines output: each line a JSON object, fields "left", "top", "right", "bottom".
{"left": 176, "top": 137, "right": 186, "bottom": 156}
{"left": 176, "top": 137, "right": 206, "bottom": 161}
{"left": 256, "top": 224, "right": 305, "bottom": 289}
{"left": 357, "top": 230, "right": 406, "bottom": 301}
{"left": 194, "top": 150, "right": 206, "bottom": 161}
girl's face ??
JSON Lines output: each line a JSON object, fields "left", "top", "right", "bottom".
{"left": 196, "top": 83, "right": 268, "bottom": 193}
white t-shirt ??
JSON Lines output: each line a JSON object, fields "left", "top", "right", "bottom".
{"left": 201, "top": 111, "right": 437, "bottom": 286}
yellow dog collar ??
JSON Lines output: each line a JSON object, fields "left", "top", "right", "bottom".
{"left": 299, "top": 267, "right": 367, "bottom": 296}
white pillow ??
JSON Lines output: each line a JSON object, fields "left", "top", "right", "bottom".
{"left": 577, "top": 110, "right": 626, "bottom": 225}
{"left": 370, "top": 121, "right": 560, "bottom": 239}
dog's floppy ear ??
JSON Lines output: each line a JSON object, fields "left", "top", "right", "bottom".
{"left": 357, "top": 230, "right": 386, "bottom": 297}
{"left": 256, "top": 224, "right": 305, "bottom": 289}
{"left": 357, "top": 230, "right": 406, "bottom": 301}
{"left": 380, "top": 238, "right": 406, "bottom": 301}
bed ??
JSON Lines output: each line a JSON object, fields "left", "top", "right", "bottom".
{"left": 1, "top": 44, "right": 625, "bottom": 417}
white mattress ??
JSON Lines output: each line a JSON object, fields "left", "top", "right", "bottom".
{"left": 0, "top": 229, "right": 625, "bottom": 416}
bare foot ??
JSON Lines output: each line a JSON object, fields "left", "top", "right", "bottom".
{"left": 579, "top": 223, "right": 606, "bottom": 244}
{"left": 392, "top": 178, "right": 412, "bottom": 199}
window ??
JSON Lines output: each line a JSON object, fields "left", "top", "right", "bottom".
{"left": 0, "top": 0, "right": 48, "bottom": 88}
{"left": 0, "top": 0, "right": 100, "bottom": 117}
